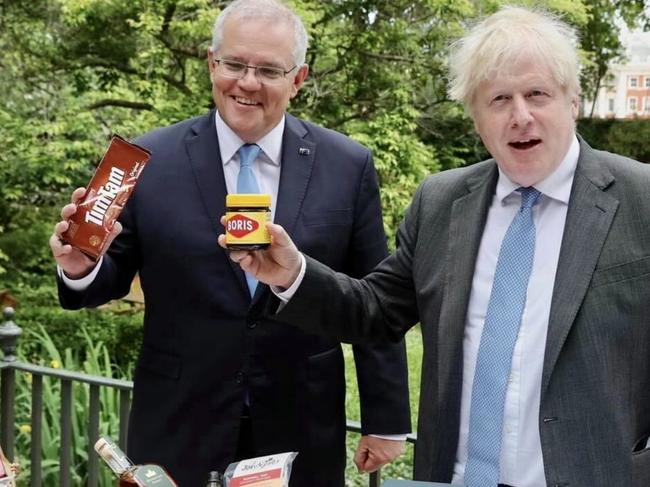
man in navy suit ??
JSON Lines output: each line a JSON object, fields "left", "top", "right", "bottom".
{"left": 49, "top": 1, "right": 410, "bottom": 486}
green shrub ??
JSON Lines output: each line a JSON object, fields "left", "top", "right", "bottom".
{"left": 4, "top": 277, "right": 142, "bottom": 369}
{"left": 577, "top": 118, "right": 650, "bottom": 163}
{"left": 12, "top": 326, "right": 131, "bottom": 486}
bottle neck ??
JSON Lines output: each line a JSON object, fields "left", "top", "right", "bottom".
{"left": 95, "top": 437, "right": 133, "bottom": 476}
{"left": 206, "top": 471, "right": 223, "bottom": 487}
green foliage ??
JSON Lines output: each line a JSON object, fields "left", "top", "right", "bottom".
{"left": 12, "top": 326, "right": 130, "bottom": 486}
{"left": 3, "top": 277, "right": 143, "bottom": 369}
{"left": 348, "top": 109, "right": 439, "bottom": 244}
{"left": 577, "top": 118, "right": 650, "bottom": 163}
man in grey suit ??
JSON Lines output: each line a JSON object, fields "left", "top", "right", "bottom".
{"left": 222, "top": 6, "right": 650, "bottom": 487}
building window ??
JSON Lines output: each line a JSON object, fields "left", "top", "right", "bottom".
{"left": 645, "top": 77, "right": 650, "bottom": 88}
{"left": 608, "top": 98, "right": 615, "bottom": 112}
{"left": 629, "top": 97, "right": 638, "bottom": 112}
{"left": 630, "top": 76, "right": 638, "bottom": 88}
{"left": 645, "top": 97, "right": 650, "bottom": 113}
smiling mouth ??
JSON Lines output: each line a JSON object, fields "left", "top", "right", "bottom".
{"left": 509, "top": 138, "right": 542, "bottom": 150}
{"left": 233, "top": 96, "right": 260, "bottom": 106}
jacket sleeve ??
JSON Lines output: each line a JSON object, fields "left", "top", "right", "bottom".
{"left": 344, "top": 151, "right": 412, "bottom": 435}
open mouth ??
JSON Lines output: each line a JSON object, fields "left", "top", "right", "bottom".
{"left": 233, "top": 96, "right": 260, "bottom": 106}
{"left": 508, "top": 138, "right": 541, "bottom": 150}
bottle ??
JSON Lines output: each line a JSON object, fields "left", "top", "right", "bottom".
{"left": 205, "top": 471, "right": 224, "bottom": 487}
{"left": 94, "top": 436, "right": 178, "bottom": 487}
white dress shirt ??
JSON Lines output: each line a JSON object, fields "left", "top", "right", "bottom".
{"left": 215, "top": 111, "right": 283, "bottom": 219}
{"left": 452, "top": 136, "right": 580, "bottom": 487}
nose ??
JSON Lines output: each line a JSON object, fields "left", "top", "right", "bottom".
{"left": 237, "top": 67, "right": 261, "bottom": 89}
{"left": 511, "top": 95, "right": 533, "bottom": 127}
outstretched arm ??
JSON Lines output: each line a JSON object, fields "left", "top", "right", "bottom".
{"left": 218, "top": 219, "right": 302, "bottom": 290}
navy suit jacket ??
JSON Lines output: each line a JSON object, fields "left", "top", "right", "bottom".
{"left": 58, "top": 111, "right": 411, "bottom": 487}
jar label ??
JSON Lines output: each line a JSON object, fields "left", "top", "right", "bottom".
{"left": 225, "top": 211, "right": 271, "bottom": 245}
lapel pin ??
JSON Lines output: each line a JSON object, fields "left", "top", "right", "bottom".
{"left": 299, "top": 147, "right": 310, "bottom": 156}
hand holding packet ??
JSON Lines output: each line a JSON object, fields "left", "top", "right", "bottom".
{"left": 61, "top": 135, "right": 151, "bottom": 259}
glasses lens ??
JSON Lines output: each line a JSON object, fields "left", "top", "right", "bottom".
{"left": 216, "top": 60, "right": 291, "bottom": 85}
{"left": 219, "top": 60, "right": 246, "bottom": 78}
{"left": 256, "top": 66, "right": 284, "bottom": 83}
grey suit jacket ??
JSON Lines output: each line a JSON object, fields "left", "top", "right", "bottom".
{"left": 277, "top": 138, "right": 650, "bottom": 486}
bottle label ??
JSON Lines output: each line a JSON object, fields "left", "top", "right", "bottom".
{"left": 225, "top": 211, "right": 271, "bottom": 245}
{"left": 133, "top": 465, "right": 176, "bottom": 486}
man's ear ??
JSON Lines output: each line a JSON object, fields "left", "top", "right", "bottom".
{"left": 290, "top": 64, "right": 310, "bottom": 98}
{"left": 571, "top": 95, "right": 579, "bottom": 119}
{"left": 207, "top": 48, "right": 217, "bottom": 83}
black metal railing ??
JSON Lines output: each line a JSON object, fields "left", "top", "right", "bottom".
{"left": 0, "top": 307, "right": 416, "bottom": 487}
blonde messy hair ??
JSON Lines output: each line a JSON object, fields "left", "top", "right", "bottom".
{"left": 447, "top": 6, "right": 580, "bottom": 115}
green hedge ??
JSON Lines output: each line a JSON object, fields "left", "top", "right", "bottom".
{"left": 2, "top": 277, "right": 142, "bottom": 369}
{"left": 577, "top": 118, "right": 650, "bottom": 163}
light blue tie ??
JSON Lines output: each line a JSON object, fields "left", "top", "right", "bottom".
{"left": 236, "top": 143, "right": 261, "bottom": 296}
{"left": 464, "top": 187, "right": 541, "bottom": 487}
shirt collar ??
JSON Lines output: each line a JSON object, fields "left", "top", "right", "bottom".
{"left": 215, "top": 111, "right": 284, "bottom": 166}
{"left": 495, "top": 135, "right": 579, "bottom": 205}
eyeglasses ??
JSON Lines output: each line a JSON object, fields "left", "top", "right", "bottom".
{"left": 213, "top": 59, "right": 297, "bottom": 85}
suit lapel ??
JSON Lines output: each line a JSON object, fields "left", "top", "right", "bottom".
{"left": 437, "top": 164, "right": 497, "bottom": 440}
{"left": 541, "top": 139, "right": 618, "bottom": 395}
{"left": 274, "top": 114, "right": 316, "bottom": 235}
{"left": 185, "top": 110, "right": 249, "bottom": 297}
{"left": 250, "top": 114, "right": 315, "bottom": 304}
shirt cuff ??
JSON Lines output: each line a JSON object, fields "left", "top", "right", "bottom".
{"left": 368, "top": 434, "right": 408, "bottom": 441}
{"left": 271, "top": 253, "right": 306, "bottom": 302}
{"left": 57, "top": 256, "right": 103, "bottom": 291}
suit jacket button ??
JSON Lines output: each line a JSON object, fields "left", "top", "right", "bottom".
{"left": 236, "top": 372, "right": 244, "bottom": 384}
{"left": 248, "top": 321, "right": 257, "bottom": 329}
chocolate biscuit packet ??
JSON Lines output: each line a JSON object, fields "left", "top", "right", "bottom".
{"left": 61, "top": 135, "right": 150, "bottom": 259}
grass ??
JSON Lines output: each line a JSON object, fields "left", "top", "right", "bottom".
{"left": 343, "top": 327, "right": 422, "bottom": 486}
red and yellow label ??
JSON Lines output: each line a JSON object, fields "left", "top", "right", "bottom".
{"left": 225, "top": 211, "right": 271, "bottom": 245}
{"left": 229, "top": 468, "right": 282, "bottom": 486}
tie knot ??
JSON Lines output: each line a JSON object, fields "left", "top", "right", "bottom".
{"left": 517, "top": 186, "right": 541, "bottom": 209}
{"left": 238, "top": 144, "right": 260, "bottom": 168}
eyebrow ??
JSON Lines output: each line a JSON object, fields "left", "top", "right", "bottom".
{"left": 220, "top": 55, "right": 286, "bottom": 69}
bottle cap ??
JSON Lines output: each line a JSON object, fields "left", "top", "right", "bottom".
{"left": 206, "top": 471, "right": 223, "bottom": 486}
{"left": 94, "top": 436, "right": 131, "bottom": 475}
{"left": 226, "top": 194, "right": 272, "bottom": 207}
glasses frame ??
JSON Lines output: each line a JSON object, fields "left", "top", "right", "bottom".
{"left": 213, "top": 59, "right": 297, "bottom": 85}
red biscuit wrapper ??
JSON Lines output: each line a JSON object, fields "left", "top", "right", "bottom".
{"left": 61, "top": 135, "right": 150, "bottom": 260}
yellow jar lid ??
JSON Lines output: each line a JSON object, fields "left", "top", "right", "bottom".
{"left": 227, "top": 193, "right": 272, "bottom": 207}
